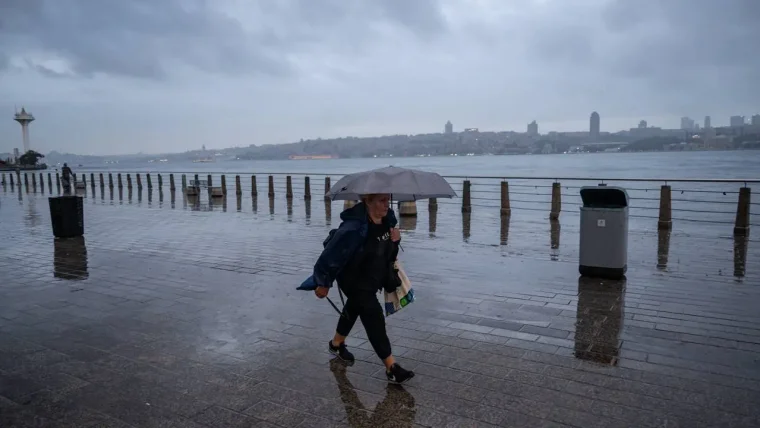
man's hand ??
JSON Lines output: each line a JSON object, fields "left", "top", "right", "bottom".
{"left": 390, "top": 227, "right": 401, "bottom": 243}
{"left": 315, "top": 286, "right": 329, "bottom": 299}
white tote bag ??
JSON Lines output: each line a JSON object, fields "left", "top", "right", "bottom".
{"left": 384, "top": 259, "right": 415, "bottom": 317}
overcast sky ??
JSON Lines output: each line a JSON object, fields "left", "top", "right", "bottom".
{"left": 1, "top": 0, "right": 758, "bottom": 155}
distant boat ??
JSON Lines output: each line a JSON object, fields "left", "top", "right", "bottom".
{"left": 193, "top": 158, "right": 214, "bottom": 163}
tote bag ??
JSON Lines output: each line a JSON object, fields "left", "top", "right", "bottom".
{"left": 384, "top": 260, "right": 415, "bottom": 316}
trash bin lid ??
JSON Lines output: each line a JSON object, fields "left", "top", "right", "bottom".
{"left": 580, "top": 186, "right": 629, "bottom": 208}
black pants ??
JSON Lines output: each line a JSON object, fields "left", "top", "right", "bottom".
{"left": 336, "top": 286, "right": 392, "bottom": 361}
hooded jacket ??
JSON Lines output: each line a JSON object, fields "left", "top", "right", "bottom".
{"left": 297, "top": 202, "right": 398, "bottom": 291}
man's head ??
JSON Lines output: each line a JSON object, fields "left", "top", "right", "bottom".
{"left": 63, "top": 163, "right": 67, "bottom": 167}
{"left": 361, "top": 193, "right": 390, "bottom": 219}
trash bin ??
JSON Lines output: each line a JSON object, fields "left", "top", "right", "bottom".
{"left": 49, "top": 195, "right": 84, "bottom": 238}
{"left": 579, "top": 186, "right": 629, "bottom": 279}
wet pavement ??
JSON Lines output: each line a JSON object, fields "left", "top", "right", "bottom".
{"left": 1, "top": 186, "right": 759, "bottom": 427}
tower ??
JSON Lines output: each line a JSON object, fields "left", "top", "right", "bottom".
{"left": 589, "top": 112, "right": 600, "bottom": 140}
{"left": 14, "top": 107, "right": 35, "bottom": 153}
{"left": 445, "top": 120, "right": 453, "bottom": 134}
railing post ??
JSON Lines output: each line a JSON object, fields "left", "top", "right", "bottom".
{"left": 181, "top": 174, "right": 187, "bottom": 190}
{"left": 50, "top": 173, "right": 54, "bottom": 190}
{"left": 40, "top": 173, "right": 45, "bottom": 192}
{"left": 550, "top": 182, "right": 561, "bottom": 220}
{"left": 117, "top": 173, "right": 123, "bottom": 189}
{"left": 90, "top": 173, "right": 95, "bottom": 189}
{"left": 462, "top": 180, "right": 472, "bottom": 213}
{"left": 268, "top": 175, "right": 274, "bottom": 198}
{"left": 399, "top": 201, "right": 418, "bottom": 217}
{"left": 207, "top": 174, "right": 212, "bottom": 188}
{"left": 734, "top": 187, "right": 751, "bottom": 236}
{"left": 157, "top": 174, "right": 163, "bottom": 190}
{"left": 146, "top": 173, "right": 153, "bottom": 190}
{"left": 194, "top": 174, "right": 199, "bottom": 188}
{"left": 136, "top": 173, "right": 142, "bottom": 190}
{"left": 170, "top": 174, "right": 176, "bottom": 191}
{"left": 324, "top": 177, "right": 331, "bottom": 201}
{"left": 235, "top": 175, "right": 242, "bottom": 196}
{"left": 251, "top": 175, "right": 258, "bottom": 196}
{"left": 127, "top": 174, "right": 133, "bottom": 190}
{"left": 81, "top": 173, "right": 86, "bottom": 188}
{"left": 501, "top": 181, "right": 511, "bottom": 216}
{"left": 658, "top": 185, "right": 672, "bottom": 230}
{"left": 304, "top": 176, "right": 311, "bottom": 200}
{"left": 221, "top": 175, "right": 227, "bottom": 195}
{"left": 10, "top": 174, "right": 14, "bottom": 187}
{"left": 56, "top": 172, "right": 61, "bottom": 190}
{"left": 24, "top": 173, "right": 29, "bottom": 187}
{"left": 429, "top": 197, "right": 438, "bottom": 212}
{"left": 286, "top": 175, "right": 293, "bottom": 199}
{"left": 31, "top": 173, "right": 37, "bottom": 191}
{"left": 108, "top": 173, "right": 113, "bottom": 189}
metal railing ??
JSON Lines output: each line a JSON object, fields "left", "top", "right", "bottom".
{"left": 1, "top": 170, "right": 756, "bottom": 235}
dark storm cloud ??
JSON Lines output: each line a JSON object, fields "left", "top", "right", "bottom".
{"left": 0, "top": 0, "right": 448, "bottom": 79}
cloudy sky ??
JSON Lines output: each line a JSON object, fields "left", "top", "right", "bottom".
{"left": 1, "top": 0, "right": 758, "bottom": 155}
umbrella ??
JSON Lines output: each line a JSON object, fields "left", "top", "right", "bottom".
{"left": 325, "top": 166, "right": 457, "bottom": 201}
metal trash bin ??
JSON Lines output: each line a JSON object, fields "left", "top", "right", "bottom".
{"left": 579, "top": 185, "right": 629, "bottom": 279}
{"left": 49, "top": 195, "right": 84, "bottom": 238}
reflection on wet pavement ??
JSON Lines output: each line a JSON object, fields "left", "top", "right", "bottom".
{"left": 573, "top": 277, "right": 624, "bottom": 365}
{"left": 1, "top": 189, "right": 759, "bottom": 428}
{"left": 657, "top": 228, "right": 671, "bottom": 270}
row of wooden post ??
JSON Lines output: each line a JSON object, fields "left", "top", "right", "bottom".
{"left": 0, "top": 172, "right": 752, "bottom": 235}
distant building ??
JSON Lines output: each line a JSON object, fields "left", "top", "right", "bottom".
{"left": 13, "top": 148, "right": 19, "bottom": 163}
{"left": 704, "top": 116, "right": 711, "bottom": 129}
{"left": 638, "top": 120, "right": 647, "bottom": 129}
{"left": 527, "top": 120, "right": 538, "bottom": 136}
{"left": 680, "top": 116, "right": 695, "bottom": 130}
{"left": 590, "top": 112, "right": 600, "bottom": 140}
{"left": 444, "top": 120, "right": 453, "bottom": 134}
{"left": 751, "top": 114, "right": 760, "bottom": 126}
{"left": 730, "top": 115, "right": 745, "bottom": 127}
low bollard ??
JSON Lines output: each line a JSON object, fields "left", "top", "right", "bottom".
{"left": 550, "top": 182, "right": 561, "bottom": 220}
{"left": 304, "top": 176, "right": 311, "bottom": 200}
{"left": 286, "top": 176, "right": 293, "bottom": 199}
{"left": 462, "top": 180, "right": 472, "bottom": 213}
{"left": 658, "top": 185, "right": 672, "bottom": 230}
{"left": 268, "top": 175, "right": 274, "bottom": 198}
{"left": 734, "top": 187, "right": 751, "bottom": 236}
{"left": 501, "top": 181, "right": 511, "bottom": 216}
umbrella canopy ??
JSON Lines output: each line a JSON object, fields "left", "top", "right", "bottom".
{"left": 325, "top": 166, "right": 457, "bottom": 201}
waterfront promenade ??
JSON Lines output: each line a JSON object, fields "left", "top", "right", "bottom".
{"left": 1, "top": 180, "right": 759, "bottom": 427}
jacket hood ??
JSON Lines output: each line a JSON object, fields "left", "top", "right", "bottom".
{"left": 340, "top": 202, "right": 398, "bottom": 228}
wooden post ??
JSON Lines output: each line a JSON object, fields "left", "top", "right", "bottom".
{"left": 157, "top": 174, "right": 163, "bottom": 190}
{"left": 304, "top": 176, "right": 311, "bottom": 200}
{"left": 56, "top": 173, "right": 61, "bottom": 188}
{"left": 24, "top": 173, "right": 29, "bottom": 187}
{"left": 169, "top": 174, "right": 175, "bottom": 191}
{"left": 181, "top": 174, "right": 187, "bottom": 190}
{"left": 734, "top": 187, "right": 751, "bottom": 236}
{"left": 194, "top": 174, "right": 199, "bottom": 188}
{"left": 146, "top": 174, "right": 153, "bottom": 189}
{"left": 10, "top": 174, "right": 14, "bottom": 187}
{"left": 251, "top": 175, "right": 258, "bottom": 196}
{"left": 81, "top": 173, "right": 86, "bottom": 188}
{"left": 268, "top": 175, "right": 274, "bottom": 198}
{"left": 90, "top": 173, "right": 95, "bottom": 189}
{"left": 98, "top": 173, "right": 103, "bottom": 189}
{"left": 108, "top": 173, "right": 113, "bottom": 189}
{"left": 221, "top": 175, "right": 227, "bottom": 195}
{"left": 658, "top": 185, "right": 672, "bottom": 230}
{"left": 429, "top": 197, "right": 438, "bottom": 212}
{"left": 399, "top": 201, "right": 418, "bottom": 217}
{"left": 117, "top": 173, "right": 123, "bottom": 189}
{"left": 235, "top": 175, "right": 242, "bottom": 196}
{"left": 40, "top": 173, "right": 45, "bottom": 192}
{"left": 324, "top": 177, "right": 331, "bottom": 201}
{"left": 462, "top": 180, "right": 472, "bottom": 213}
{"left": 1, "top": 173, "right": 4, "bottom": 185}
{"left": 550, "top": 182, "right": 561, "bottom": 220}
{"left": 136, "top": 173, "right": 142, "bottom": 190}
{"left": 49, "top": 173, "right": 54, "bottom": 190}
{"left": 286, "top": 176, "right": 293, "bottom": 199}
{"left": 127, "top": 174, "right": 133, "bottom": 190}
{"left": 31, "top": 173, "right": 37, "bottom": 191}
{"left": 501, "top": 181, "right": 511, "bottom": 216}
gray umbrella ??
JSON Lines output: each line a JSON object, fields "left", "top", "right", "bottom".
{"left": 325, "top": 166, "right": 457, "bottom": 201}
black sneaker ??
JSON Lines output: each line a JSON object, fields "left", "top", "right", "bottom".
{"left": 386, "top": 363, "right": 415, "bottom": 384}
{"left": 328, "top": 341, "right": 355, "bottom": 364}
